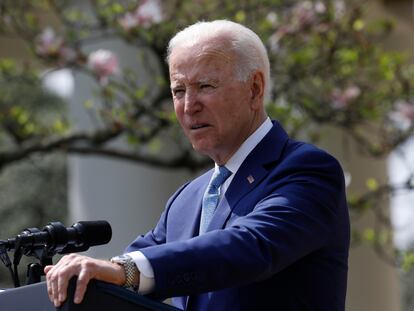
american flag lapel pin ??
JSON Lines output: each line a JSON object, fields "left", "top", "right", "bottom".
{"left": 247, "top": 175, "right": 255, "bottom": 184}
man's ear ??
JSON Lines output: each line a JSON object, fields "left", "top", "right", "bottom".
{"left": 250, "top": 71, "right": 265, "bottom": 108}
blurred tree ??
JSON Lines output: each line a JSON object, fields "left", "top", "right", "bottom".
{"left": 0, "top": 0, "right": 413, "bottom": 285}
{"left": 0, "top": 70, "right": 67, "bottom": 286}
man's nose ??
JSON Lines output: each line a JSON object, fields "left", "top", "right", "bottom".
{"left": 184, "top": 90, "right": 202, "bottom": 114}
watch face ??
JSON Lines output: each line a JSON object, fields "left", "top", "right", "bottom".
{"left": 112, "top": 254, "right": 129, "bottom": 263}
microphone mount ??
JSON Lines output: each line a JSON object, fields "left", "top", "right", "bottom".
{"left": 0, "top": 220, "right": 112, "bottom": 287}
{"left": 10, "top": 226, "right": 58, "bottom": 287}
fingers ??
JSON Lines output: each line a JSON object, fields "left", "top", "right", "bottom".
{"left": 44, "top": 254, "right": 122, "bottom": 307}
{"left": 46, "top": 254, "right": 73, "bottom": 306}
{"left": 45, "top": 266, "right": 59, "bottom": 305}
{"left": 45, "top": 254, "right": 95, "bottom": 307}
{"left": 74, "top": 269, "right": 90, "bottom": 304}
{"left": 44, "top": 265, "right": 53, "bottom": 274}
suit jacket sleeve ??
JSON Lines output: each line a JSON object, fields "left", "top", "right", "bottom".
{"left": 126, "top": 146, "right": 349, "bottom": 298}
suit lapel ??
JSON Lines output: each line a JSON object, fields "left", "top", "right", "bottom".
{"left": 206, "top": 121, "right": 289, "bottom": 232}
{"left": 207, "top": 165, "right": 268, "bottom": 232}
{"left": 168, "top": 171, "right": 213, "bottom": 241}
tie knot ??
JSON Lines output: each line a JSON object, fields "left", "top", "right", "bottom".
{"left": 210, "top": 166, "right": 232, "bottom": 188}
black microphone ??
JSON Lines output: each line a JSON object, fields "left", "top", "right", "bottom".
{"left": 2, "top": 220, "right": 112, "bottom": 255}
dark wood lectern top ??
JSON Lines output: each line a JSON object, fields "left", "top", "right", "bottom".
{"left": 0, "top": 278, "right": 182, "bottom": 311}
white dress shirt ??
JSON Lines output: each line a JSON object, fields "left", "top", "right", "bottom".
{"left": 127, "top": 117, "right": 273, "bottom": 294}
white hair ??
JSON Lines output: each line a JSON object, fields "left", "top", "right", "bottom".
{"left": 167, "top": 20, "right": 271, "bottom": 100}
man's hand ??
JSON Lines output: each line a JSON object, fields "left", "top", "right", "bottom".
{"left": 44, "top": 253, "right": 125, "bottom": 307}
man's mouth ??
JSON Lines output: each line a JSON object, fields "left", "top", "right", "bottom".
{"left": 190, "top": 124, "right": 209, "bottom": 130}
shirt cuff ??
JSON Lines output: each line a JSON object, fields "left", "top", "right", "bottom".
{"left": 127, "top": 250, "right": 155, "bottom": 294}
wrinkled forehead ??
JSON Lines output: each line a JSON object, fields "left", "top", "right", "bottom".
{"left": 169, "top": 35, "right": 236, "bottom": 69}
{"left": 169, "top": 51, "right": 235, "bottom": 86}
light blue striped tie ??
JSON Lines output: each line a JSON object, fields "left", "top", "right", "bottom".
{"left": 199, "top": 166, "right": 232, "bottom": 234}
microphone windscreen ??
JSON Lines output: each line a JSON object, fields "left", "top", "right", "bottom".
{"left": 74, "top": 221, "right": 112, "bottom": 247}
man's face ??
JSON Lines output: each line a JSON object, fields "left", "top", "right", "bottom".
{"left": 169, "top": 41, "right": 262, "bottom": 164}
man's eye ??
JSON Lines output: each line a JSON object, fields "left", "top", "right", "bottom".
{"left": 200, "top": 84, "right": 215, "bottom": 91}
{"left": 173, "top": 89, "right": 185, "bottom": 96}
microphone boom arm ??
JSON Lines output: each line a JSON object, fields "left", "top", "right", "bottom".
{"left": 0, "top": 220, "right": 112, "bottom": 287}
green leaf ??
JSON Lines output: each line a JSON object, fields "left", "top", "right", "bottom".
{"left": 353, "top": 19, "right": 365, "bottom": 31}
{"left": 402, "top": 252, "right": 414, "bottom": 272}
{"left": 53, "top": 119, "right": 69, "bottom": 134}
{"left": 366, "top": 178, "right": 379, "bottom": 191}
{"left": 83, "top": 100, "right": 95, "bottom": 109}
{"left": 24, "top": 13, "right": 38, "bottom": 28}
{"left": 134, "top": 88, "right": 146, "bottom": 100}
{"left": 148, "top": 138, "right": 162, "bottom": 153}
{"left": 363, "top": 228, "right": 375, "bottom": 242}
{"left": 0, "top": 59, "right": 17, "bottom": 73}
{"left": 111, "top": 3, "right": 124, "bottom": 14}
{"left": 234, "top": 11, "right": 246, "bottom": 23}
{"left": 127, "top": 134, "right": 140, "bottom": 146}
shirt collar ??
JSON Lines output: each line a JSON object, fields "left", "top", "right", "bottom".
{"left": 215, "top": 117, "right": 273, "bottom": 175}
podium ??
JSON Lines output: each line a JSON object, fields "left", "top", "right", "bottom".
{"left": 0, "top": 281, "right": 55, "bottom": 311}
{"left": 0, "top": 278, "right": 181, "bottom": 311}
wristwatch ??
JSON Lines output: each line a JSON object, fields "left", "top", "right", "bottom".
{"left": 110, "top": 254, "right": 139, "bottom": 289}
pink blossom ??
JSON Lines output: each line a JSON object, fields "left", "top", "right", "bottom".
{"left": 59, "top": 47, "right": 78, "bottom": 64}
{"left": 35, "top": 28, "right": 63, "bottom": 57}
{"left": 118, "top": 12, "right": 139, "bottom": 30}
{"left": 330, "top": 86, "right": 361, "bottom": 109}
{"left": 292, "top": 1, "right": 317, "bottom": 29}
{"left": 136, "top": 0, "right": 163, "bottom": 27}
{"left": 266, "top": 12, "right": 279, "bottom": 26}
{"left": 289, "top": 1, "right": 328, "bottom": 32}
{"left": 315, "top": 1, "right": 326, "bottom": 14}
{"left": 389, "top": 100, "right": 414, "bottom": 130}
{"left": 268, "top": 33, "right": 281, "bottom": 53}
{"left": 334, "top": 0, "right": 346, "bottom": 19}
{"left": 268, "top": 25, "right": 295, "bottom": 52}
{"left": 34, "top": 27, "right": 78, "bottom": 65}
{"left": 118, "top": 0, "right": 163, "bottom": 31}
{"left": 269, "top": 0, "right": 326, "bottom": 45}
{"left": 344, "top": 86, "right": 361, "bottom": 99}
{"left": 87, "top": 49, "right": 120, "bottom": 85}
{"left": 276, "top": 25, "right": 294, "bottom": 38}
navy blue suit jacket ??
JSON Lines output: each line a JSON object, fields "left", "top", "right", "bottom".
{"left": 126, "top": 121, "right": 350, "bottom": 310}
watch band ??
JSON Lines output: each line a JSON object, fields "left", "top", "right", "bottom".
{"left": 123, "top": 258, "right": 139, "bottom": 288}
{"left": 111, "top": 255, "right": 139, "bottom": 289}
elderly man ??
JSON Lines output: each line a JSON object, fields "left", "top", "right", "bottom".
{"left": 45, "top": 20, "right": 350, "bottom": 311}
